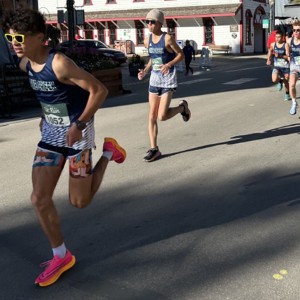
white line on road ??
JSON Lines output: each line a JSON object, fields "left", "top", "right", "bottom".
{"left": 179, "top": 78, "right": 212, "bottom": 85}
{"left": 223, "top": 78, "right": 256, "bottom": 85}
{"left": 225, "top": 66, "right": 268, "bottom": 72}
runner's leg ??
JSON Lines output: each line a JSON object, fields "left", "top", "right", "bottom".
{"left": 158, "top": 90, "right": 184, "bottom": 121}
{"left": 31, "top": 149, "right": 65, "bottom": 249}
{"left": 68, "top": 154, "right": 109, "bottom": 208}
{"left": 148, "top": 92, "right": 160, "bottom": 148}
{"left": 289, "top": 72, "right": 298, "bottom": 100}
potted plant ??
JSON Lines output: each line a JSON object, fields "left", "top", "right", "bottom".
{"left": 128, "top": 54, "right": 145, "bottom": 77}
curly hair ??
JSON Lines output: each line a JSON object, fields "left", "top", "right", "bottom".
{"left": 1, "top": 9, "right": 46, "bottom": 34}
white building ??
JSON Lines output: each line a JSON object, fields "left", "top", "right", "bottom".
{"left": 274, "top": 0, "right": 300, "bottom": 26}
{"left": 39, "top": 0, "right": 270, "bottom": 54}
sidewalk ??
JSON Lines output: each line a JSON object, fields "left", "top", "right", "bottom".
{"left": 0, "top": 54, "right": 243, "bottom": 126}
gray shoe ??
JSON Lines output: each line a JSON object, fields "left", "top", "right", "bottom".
{"left": 179, "top": 100, "right": 191, "bottom": 122}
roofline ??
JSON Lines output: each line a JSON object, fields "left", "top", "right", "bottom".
{"left": 46, "top": 4, "right": 242, "bottom": 23}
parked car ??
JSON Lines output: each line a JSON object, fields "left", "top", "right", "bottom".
{"left": 59, "top": 39, "right": 127, "bottom": 65}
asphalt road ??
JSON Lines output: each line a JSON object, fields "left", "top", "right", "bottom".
{"left": 1, "top": 55, "right": 300, "bottom": 300}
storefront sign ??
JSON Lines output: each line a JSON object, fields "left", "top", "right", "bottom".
{"left": 230, "top": 25, "right": 238, "bottom": 32}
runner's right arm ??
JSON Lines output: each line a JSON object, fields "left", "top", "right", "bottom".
{"left": 138, "top": 37, "right": 152, "bottom": 80}
{"left": 266, "top": 43, "right": 274, "bottom": 65}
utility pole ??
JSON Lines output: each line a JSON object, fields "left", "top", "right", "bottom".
{"left": 269, "top": 0, "right": 275, "bottom": 33}
{"left": 66, "top": 0, "right": 75, "bottom": 47}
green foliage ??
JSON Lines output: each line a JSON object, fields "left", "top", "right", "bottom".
{"left": 129, "top": 54, "right": 145, "bottom": 67}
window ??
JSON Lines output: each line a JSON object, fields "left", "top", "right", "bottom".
{"left": 245, "top": 10, "right": 252, "bottom": 45}
{"left": 253, "top": 7, "right": 264, "bottom": 26}
{"left": 203, "top": 18, "right": 213, "bottom": 44}
{"left": 135, "top": 20, "right": 144, "bottom": 45}
{"left": 106, "top": 0, "right": 116, "bottom": 3}
{"left": 108, "top": 21, "right": 117, "bottom": 45}
{"left": 83, "top": 0, "right": 92, "bottom": 5}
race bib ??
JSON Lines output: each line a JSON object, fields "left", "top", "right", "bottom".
{"left": 152, "top": 57, "right": 163, "bottom": 71}
{"left": 41, "top": 102, "right": 70, "bottom": 127}
{"left": 275, "top": 58, "right": 288, "bottom": 68}
{"left": 294, "top": 56, "right": 300, "bottom": 66}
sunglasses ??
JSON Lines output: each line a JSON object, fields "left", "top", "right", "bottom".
{"left": 146, "top": 20, "right": 156, "bottom": 25}
{"left": 293, "top": 29, "right": 300, "bottom": 33}
{"left": 5, "top": 33, "right": 25, "bottom": 44}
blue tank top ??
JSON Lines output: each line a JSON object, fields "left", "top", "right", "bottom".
{"left": 26, "top": 50, "right": 89, "bottom": 123}
{"left": 26, "top": 50, "right": 95, "bottom": 150}
{"left": 273, "top": 42, "right": 289, "bottom": 69}
{"left": 290, "top": 37, "right": 300, "bottom": 67}
{"left": 148, "top": 32, "right": 175, "bottom": 72}
{"left": 274, "top": 42, "right": 286, "bottom": 56}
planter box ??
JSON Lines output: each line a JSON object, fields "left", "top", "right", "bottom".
{"left": 91, "top": 68, "right": 123, "bottom": 96}
{"left": 128, "top": 63, "right": 145, "bottom": 77}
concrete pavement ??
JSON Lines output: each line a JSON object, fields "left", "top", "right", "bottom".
{"left": 1, "top": 55, "right": 300, "bottom": 299}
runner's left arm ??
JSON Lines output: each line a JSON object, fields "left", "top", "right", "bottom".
{"left": 53, "top": 52, "right": 108, "bottom": 146}
{"left": 53, "top": 52, "right": 108, "bottom": 123}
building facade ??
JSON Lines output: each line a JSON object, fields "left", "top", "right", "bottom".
{"left": 38, "top": 0, "right": 270, "bottom": 54}
{"left": 0, "top": 0, "right": 38, "bottom": 17}
{"left": 274, "top": 0, "right": 300, "bottom": 26}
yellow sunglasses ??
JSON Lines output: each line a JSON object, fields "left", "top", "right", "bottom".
{"left": 5, "top": 33, "right": 25, "bottom": 44}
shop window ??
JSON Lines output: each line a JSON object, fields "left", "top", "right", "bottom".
{"left": 253, "top": 7, "right": 265, "bottom": 26}
{"left": 83, "top": 0, "right": 92, "bottom": 5}
{"left": 245, "top": 10, "right": 252, "bottom": 45}
{"left": 108, "top": 21, "right": 117, "bottom": 45}
{"left": 203, "top": 18, "right": 213, "bottom": 45}
{"left": 98, "top": 28, "right": 105, "bottom": 42}
{"left": 135, "top": 20, "right": 144, "bottom": 45}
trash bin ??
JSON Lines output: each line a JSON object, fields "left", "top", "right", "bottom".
{"left": 125, "top": 40, "right": 133, "bottom": 54}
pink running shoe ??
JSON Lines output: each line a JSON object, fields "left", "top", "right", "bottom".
{"left": 35, "top": 250, "right": 76, "bottom": 287}
{"left": 103, "top": 137, "right": 126, "bottom": 163}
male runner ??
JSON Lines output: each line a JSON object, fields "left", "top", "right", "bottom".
{"left": 287, "top": 20, "right": 300, "bottom": 115}
{"left": 138, "top": 9, "right": 191, "bottom": 162}
{"left": 266, "top": 30, "right": 290, "bottom": 101}
{"left": 2, "top": 9, "right": 126, "bottom": 286}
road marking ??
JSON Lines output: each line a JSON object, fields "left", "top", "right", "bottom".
{"left": 223, "top": 78, "right": 256, "bottom": 85}
{"left": 273, "top": 269, "right": 288, "bottom": 280}
{"left": 225, "top": 66, "right": 267, "bottom": 73}
{"left": 179, "top": 78, "right": 212, "bottom": 85}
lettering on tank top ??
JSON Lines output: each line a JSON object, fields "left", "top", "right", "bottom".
{"left": 148, "top": 47, "right": 164, "bottom": 54}
{"left": 29, "top": 78, "right": 57, "bottom": 92}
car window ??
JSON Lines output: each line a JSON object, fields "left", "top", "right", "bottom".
{"left": 61, "top": 41, "right": 70, "bottom": 47}
{"left": 95, "top": 41, "right": 107, "bottom": 49}
{"left": 76, "top": 41, "right": 94, "bottom": 48}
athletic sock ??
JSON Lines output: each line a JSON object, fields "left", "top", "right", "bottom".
{"left": 102, "top": 151, "right": 113, "bottom": 160}
{"left": 52, "top": 242, "right": 67, "bottom": 258}
{"left": 292, "top": 98, "right": 297, "bottom": 104}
